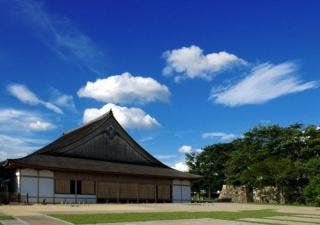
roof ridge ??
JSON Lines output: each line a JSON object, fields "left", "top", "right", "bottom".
{"left": 63, "top": 109, "right": 113, "bottom": 135}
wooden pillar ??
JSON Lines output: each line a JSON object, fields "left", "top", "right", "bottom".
{"left": 53, "top": 178, "right": 55, "bottom": 204}
{"left": 170, "top": 184, "right": 173, "bottom": 203}
{"left": 37, "top": 170, "right": 39, "bottom": 203}
{"left": 155, "top": 184, "right": 157, "bottom": 203}
{"left": 117, "top": 178, "right": 120, "bottom": 203}
{"left": 75, "top": 180, "right": 77, "bottom": 204}
{"left": 136, "top": 183, "right": 139, "bottom": 203}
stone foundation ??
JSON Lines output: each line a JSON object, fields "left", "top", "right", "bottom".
{"left": 219, "top": 185, "right": 280, "bottom": 203}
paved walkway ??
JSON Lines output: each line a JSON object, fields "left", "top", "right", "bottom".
{"left": 17, "top": 215, "right": 72, "bottom": 225}
{"left": 0, "top": 215, "right": 70, "bottom": 225}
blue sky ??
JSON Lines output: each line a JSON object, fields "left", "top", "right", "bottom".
{"left": 0, "top": 0, "right": 319, "bottom": 171}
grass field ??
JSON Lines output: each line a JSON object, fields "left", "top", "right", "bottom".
{"left": 0, "top": 215, "right": 14, "bottom": 220}
{"left": 51, "top": 209, "right": 291, "bottom": 224}
{"left": 0, "top": 215, "right": 14, "bottom": 224}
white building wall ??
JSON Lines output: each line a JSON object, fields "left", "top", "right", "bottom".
{"left": 172, "top": 180, "right": 191, "bottom": 203}
{"left": 18, "top": 169, "right": 55, "bottom": 203}
{"left": 17, "top": 168, "right": 97, "bottom": 203}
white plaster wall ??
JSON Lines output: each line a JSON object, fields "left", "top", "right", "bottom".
{"left": 172, "top": 185, "right": 182, "bottom": 202}
{"left": 19, "top": 169, "right": 55, "bottom": 203}
{"left": 20, "top": 168, "right": 37, "bottom": 176}
{"left": 181, "top": 180, "right": 191, "bottom": 186}
{"left": 172, "top": 179, "right": 182, "bottom": 185}
{"left": 39, "top": 178, "right": 54, "bottom": 197}
{"left": 181, "top": 185, "right": 191, "bottom": 201}
{"left": 39, "top": 170, "right": 53, "bottom": 177}
{"left": 20, "top": 177, "right": 37, "bottom": 197}
{"left": 172, "top": 180, "right": 191, "bottom": 203}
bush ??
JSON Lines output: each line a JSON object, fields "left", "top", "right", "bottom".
{"left": 304, "top": 175, "right": 320, "bottom": 206}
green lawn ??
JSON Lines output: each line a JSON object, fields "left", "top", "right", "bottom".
{"left": 0, "top": 215, "right": 14, "bottom": 220}
{"left": 51, "top": 209, "right": 291, "bottom": 224}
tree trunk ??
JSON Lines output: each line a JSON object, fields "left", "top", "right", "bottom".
{"left": 279, "top": 186, "right": 285, "bottom": 204}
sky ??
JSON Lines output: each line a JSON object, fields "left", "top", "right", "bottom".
{"left": 0, "top": 0, "right": 319, "bottom": 171}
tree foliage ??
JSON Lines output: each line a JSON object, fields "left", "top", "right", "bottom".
{"left": 186, "top": 124, "right": 320, "bottom": 204}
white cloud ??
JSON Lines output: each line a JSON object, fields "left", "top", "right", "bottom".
{"left": 50, "top": 88, "right": 76, "bottom": 111}
{"left": 7, "top": 0, "right": 105, "bottom": 74}
{"left": 139, "top": 136, "right": 155, "bottom": 142}
{"left": 172, "top": 161, "right": 189, "bottom": 172}
{"left": 28, "top": 121, "right": 54, "bottom": 131}
{"left": 154, "top": 154, "right": 177, "bottom": 160}
{"left": 202, "top": 132, "right": 237, "bottom": 142}
{"left": 211, "top": 62, "right": 318, "bottom": 106}
{"left": 163, "top": 45, "right": 246, "bottom": 81}
{"left": 0, "top": 108, "right": 55, "bottom": 131}
{"left": 83, "top": 103, "right": 160, "bottom": 129}
{"left": 0, "top": 134, "right": 48, "bottom": 160}
{"left": 178, "top": 145, "right": 193, "bottom": 154}
{"left": 78, "top": 72, "right": 170, "bottom": 104}
{"left": 7, "top": 84, "right": 63, "bottom": 114}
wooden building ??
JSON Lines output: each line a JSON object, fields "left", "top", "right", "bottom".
{"left": 0, "top": 110, "right": 199, "bottom": 204}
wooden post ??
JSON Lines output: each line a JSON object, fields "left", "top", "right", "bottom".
{"left": 117, "top": 181, "right": 120, "bottom": 203}
{"left": 136, "top": 183, "right": 139, "bottom": 203}
{"left": 155, "top": 184, "right": 157, "bottom": 203}
{"left": 75, "top": 180, "right": 77, "bottom": 204}
{"left": 37, "top": 170, "right": 40, "bottom": 203}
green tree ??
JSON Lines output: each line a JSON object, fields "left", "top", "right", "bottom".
{"left": 187, "top": 123, "right": 320, "bottom": 205}
{"left": 186, "top": 143, "right": 236, "bottom": 199}
{"left": 304, "top": 175, "right": 320, "bottom": 206}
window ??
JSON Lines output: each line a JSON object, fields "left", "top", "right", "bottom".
{"left": 82, "top": 181, "right": 95, "bottom": 194}
{"left": 55, "top": 179, "right": 69, "bottom": 194}
{"left": 70, "top": 180, "right": 76, "bottom": 194}
{"left": 77, "top": 180, "right": 82, "bottom": 194}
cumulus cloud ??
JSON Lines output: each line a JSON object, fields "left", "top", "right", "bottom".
{"left": 5, "top": 0, "right": 105, "bottom": 74}
{"left": 7, "top": 84, "right": 63, "bottom": 114}
{"left": 0, "top": 108, "right": 55, "bottom": 131}
{"left": 172, "top": 161, "right": 189, "bottom": 172}
{"left": 211, "top": 62, "right": 318, "bottom": 107}
{"left": 202, "top": 132, "right": 237, "bottom": 142}
{"left": 78, "top": 72, "right": 170, "bottom": 104}
{"left": 163, "top": 45, "right": 246, "bottom": 81}
{"left": 178, "top": 145, "right": 193, "bottom": 154}
{"left": 83, "top": 103, "right": 160, "bottom": 129}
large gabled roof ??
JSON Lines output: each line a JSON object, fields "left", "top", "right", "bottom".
{"left": 30, "top": 110, "right": 166, "bottom": 167}
{"left": 2, "top": 111, "right": 200, "bottom": 179}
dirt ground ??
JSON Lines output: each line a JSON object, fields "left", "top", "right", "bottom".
{"left": 0, "top": 202, "right": 319, "bottom": 216}
{"left": 0, "top": 203, "right": 319, "bottom": 225}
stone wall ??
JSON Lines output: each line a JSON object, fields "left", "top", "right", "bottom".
{"left": 219, "top": 184, "right": 280, "bottom": 203}
{"left": 218, "top": 185, "right": 252, "bottom": 203}
{"left": 253, "top": 186, "right": 279, "bottom": 204}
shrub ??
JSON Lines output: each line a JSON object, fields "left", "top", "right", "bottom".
{"left": 304, "top": 175, "right": 320, "bottom": 206}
